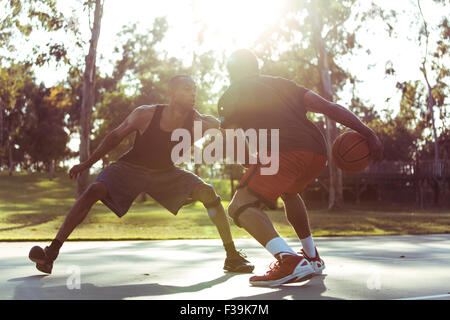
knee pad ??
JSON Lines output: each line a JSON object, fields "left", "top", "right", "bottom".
{"left": 195, "top": 184, "right": 218, "bottom": 205}
{"left": 203, "top": 195, "right": 222, "bottom": 209}
{"left": 227, "top": 200, "right": 261, "bottom": 228}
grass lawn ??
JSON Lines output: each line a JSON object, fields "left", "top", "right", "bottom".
{"left": 1, "top": 171, "right": 449, "bottom": 240}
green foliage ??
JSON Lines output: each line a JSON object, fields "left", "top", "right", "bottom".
{"left": 91, "top": 89, "right": 136, "bottom": 165}
{"left": 252, "top": 0, "right": 359, "bottom": 95}
{"left": 0, "top": 0, "right": 73, "bottom": 66}
{"left": 1, "top": 0, "right": 448, "bottom": 175}
{"left": 21, "top": 85, "right": 71, "bottom": 168}
{"left": 0, "top": 62, "right": 71, "bottom": 172}
{"left": 90, "top": 18, "right": 221, "bottom": 168}
{"left": 0, "top": 62, "right": 36, "bottom": 169}
{"left": 385, "top": 1, "right": 450, "bottom": 161}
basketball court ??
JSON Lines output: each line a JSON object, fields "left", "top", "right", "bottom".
{"left": 1, "top": 234, "right": 449, "bottom": 301}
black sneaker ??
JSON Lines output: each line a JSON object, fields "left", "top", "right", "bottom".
{"left": 224, "top": 250, "right": 254, "bottom": 273}
{"left": 29, "top": 246, "right": 58, "bottom": 274}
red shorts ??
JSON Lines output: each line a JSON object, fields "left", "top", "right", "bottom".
{"left": 238, "top": 151, "right": 327, "bottom": 208}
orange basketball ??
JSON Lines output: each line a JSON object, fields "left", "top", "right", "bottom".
{"left": 332, "top": 131, "right": 370, "bottom": 173}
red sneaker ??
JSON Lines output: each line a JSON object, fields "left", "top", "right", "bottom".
{"left": 301, "top": 248, "right": 325, "bottom": 275}
{"left": 249, "top": 254, "right": 314, "bottom": 287}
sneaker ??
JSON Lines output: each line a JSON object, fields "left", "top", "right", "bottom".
{"left": 224, "top": 250, "right": 255, "bottom": 273}
{"left": 249, "top": 254, "right": 314, "bottom": 287}
{"left": 29, "top": 246, "right": 57, "bottom": 274}
{"left": 301, "top": 248, "right": 325, "bottom": 275}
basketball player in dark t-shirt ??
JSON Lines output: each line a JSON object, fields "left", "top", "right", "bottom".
{"left": 219, "top": 49, "right": 383, "bottom": 287}
{"left": 28, "top": 75, "right": 254, "bottom": 275}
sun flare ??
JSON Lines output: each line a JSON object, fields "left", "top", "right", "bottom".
{"left": 191, "top": 0, "right": 285, "bottom": 48}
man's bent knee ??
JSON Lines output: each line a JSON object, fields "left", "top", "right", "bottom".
{"left": 193, "top": 184, "right": 219, "bottom": 205}
{"left": 192, "top": 184, "right": 222, "bottom": 218}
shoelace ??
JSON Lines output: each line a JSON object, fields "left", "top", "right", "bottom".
{"left": 237, "top": 250, "right": 248, "bottom": 258}
{"left": 299, "top": 250, "right": 309, "bottom": 259}
{"left": 265, "top": 260, "right": 281, "bottom": 275}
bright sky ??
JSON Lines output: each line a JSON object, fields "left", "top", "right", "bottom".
{"left": 26, "top": 0, "right": 448, "bottom": 167}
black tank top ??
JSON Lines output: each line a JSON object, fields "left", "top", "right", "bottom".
{"left": 119, "top": 105, "right": 194, "bottom": 169}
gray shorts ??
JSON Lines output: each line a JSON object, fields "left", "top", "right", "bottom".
{"left": 94, "top": 160, "right": 205, "bottom": 217}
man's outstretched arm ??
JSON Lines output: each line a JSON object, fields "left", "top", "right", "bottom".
{"left": 303, "top": 90, "right": 383, "bottom": 162}
{"left": 192, "top": 109, "right": 221, "bottom": 131}
{"left": 193, "top": 110, "right": 254, "bottom": 165}
{"left": 69, "top": 107, "right": 153, "bottom": 179}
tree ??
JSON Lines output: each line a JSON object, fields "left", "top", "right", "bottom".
{"left": 383, "top": 0, "right": 449, "bottom": 160}
{"left": 309, "top": 0, "right": 344, "bottom": 209}
{"left": 77, "top": 0, "right": 104, "bottom": 198}
{"left": 252, "top": 0, "right": 381, "bottom": 209}
{"left": 417, "top": 0, "right": 439, "bottom": 163}
{"left": 0, "top": 0, "right": 74, "bottom": 174}
{"left": 90, "top": 19, "right": 220, "bottom": 172}
{"left": 0, "top": 61, "right": 72, "bottom": 176}
{"left": 22, "top": 85, "right": 71, "bottom": 178}
{"left": 382, "top": 0, "right": 449, "bottom": 205}
{"left": 90, "top": 19, "right": 173, "bottom": 167}
{"left": 0, "top": 62, "right": 35, "bottom": 174}
{"left": 0, "top": 0, "right": 68, "bottom": 65}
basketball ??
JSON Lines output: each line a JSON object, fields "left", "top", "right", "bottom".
{"left": 332, "top": 131, "right": 370, "bottom": 173}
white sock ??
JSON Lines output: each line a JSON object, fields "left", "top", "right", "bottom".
{"left": 265, "top": 237, "right": 296, "bottom": 259}
{"left": 301, "top": 235, "right": 316, "bottom": 258}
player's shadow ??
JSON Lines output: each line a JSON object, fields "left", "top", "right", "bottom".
{"left": 8, "top": 273, "right": 237, "bottom": 300}
{"left": 231, "top": 275, "right": 342, "bottom": 300}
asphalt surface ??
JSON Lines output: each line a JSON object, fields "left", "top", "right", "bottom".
{"left": 1, "top": 234, "right": 449, "bottom": 300}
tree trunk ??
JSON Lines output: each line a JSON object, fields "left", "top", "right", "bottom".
{"left": 77, "top": 0, "right": 103, "bottom": 198}
{"left": 0, "top": 98, "right": 3, "bottom": 150}
{"left": 7, "top": 138, "right": 13, "bottom": 176}
{"left": 310, "top": 2, "right": 343, "bottom": 210}
{"left": 49, "top": 159, "right": 55, "bottom": 181}
{"left": 418, "top": 0, "right": 441, "bottom": 204}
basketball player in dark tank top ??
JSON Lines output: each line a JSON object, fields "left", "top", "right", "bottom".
{"left": 28, "top": 75, "right": 254, "bottom": 275}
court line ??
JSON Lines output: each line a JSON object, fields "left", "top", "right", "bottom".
{"left": 394, "top": 293, "right": 450, "bottom": 300}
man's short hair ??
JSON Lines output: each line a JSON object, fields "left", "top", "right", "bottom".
{"left": 226, "top": 49, "right": 259, "bottom": 79}
{"left": 168, "top": 74, "right": 194, "bottom": 92}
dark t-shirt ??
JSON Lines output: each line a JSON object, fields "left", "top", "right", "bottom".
{"left": 218, "top": 75, "right": 327, "bottom": 156}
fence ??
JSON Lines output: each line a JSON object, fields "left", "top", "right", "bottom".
{"left": 311, "top": 160, "right": 450, "bottom": 207}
